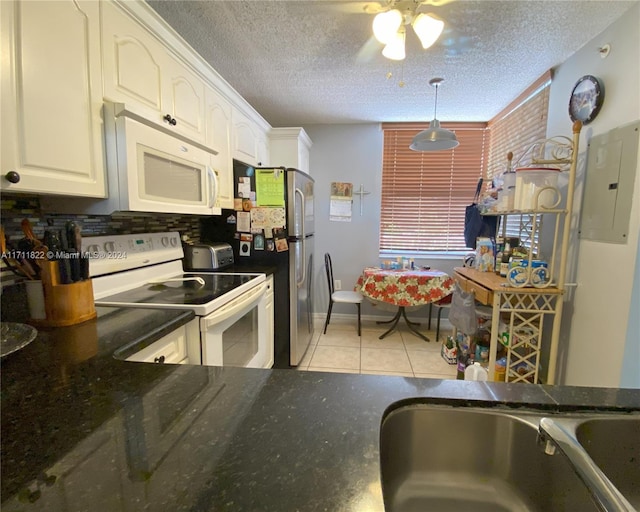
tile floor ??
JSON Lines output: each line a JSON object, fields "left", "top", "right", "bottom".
{"left": 297, "top": 317, "right": 458, "bottom": 379}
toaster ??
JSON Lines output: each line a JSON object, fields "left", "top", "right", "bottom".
{"left": 183, "top": 243, "right": 234, "bottom": 270}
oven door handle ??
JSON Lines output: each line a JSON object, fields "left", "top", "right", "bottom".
{"left": 201, "top": 282, "right": 267, "bottom": 327}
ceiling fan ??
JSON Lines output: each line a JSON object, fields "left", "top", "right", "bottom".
{"left": 330, "top": 0, "right": 459, "bottom": 62}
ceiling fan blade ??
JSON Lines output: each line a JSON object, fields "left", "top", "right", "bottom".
{"left": 419, "top": 0, "right": 457, "bottom": 7}
{"left": 317, "top": 1, "right": 388, "bottom": 15}
{"left": 355, "top": 35, "right": 383, "bottom": 63}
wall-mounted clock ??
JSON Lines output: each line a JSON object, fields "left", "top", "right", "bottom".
{"left": 568, "top": 75, "right": 604, "bottom": 125}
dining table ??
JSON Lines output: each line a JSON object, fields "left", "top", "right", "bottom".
{"left": 356, "top": 267, "right": 455, "bottom": 341}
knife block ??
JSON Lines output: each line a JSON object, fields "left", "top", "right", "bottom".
{"left": 32, "top": 261, "right": 97, "bottom": 327}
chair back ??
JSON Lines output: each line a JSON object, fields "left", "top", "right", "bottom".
{"left": 324, "top": 253, "right": 335, "bottom": 295}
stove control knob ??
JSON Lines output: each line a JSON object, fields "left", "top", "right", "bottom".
{"left": 104, "top": 241, "right": 116, "bottom": 253}
{"left": 161, "top": 236, "right": 169, "bottom": 247}
{"left": 87, "top": 244, "right": 100, "bottom": 254}
{"left": 170, "top": 237, "right": 178, "bottom": 247}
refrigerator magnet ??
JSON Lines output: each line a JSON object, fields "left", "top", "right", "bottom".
{"left": 275, "top": 238, "right": 288, "bottom": 252}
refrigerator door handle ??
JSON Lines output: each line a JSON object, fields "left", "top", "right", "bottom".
{"left": 295, "top": 187, "right": 306, "bottom": 287}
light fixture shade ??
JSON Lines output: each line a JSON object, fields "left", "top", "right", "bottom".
{"left": 412, "top": 13, "right": 445, "bottom": 49}
{"left": 382, "top": 28, "right": 406, "bottom": 61}
{"left": 372, "top": 9, "right": 403, "bottom": 44}
{"left": 410, "top": 120, "right": 459, "bottom": 151}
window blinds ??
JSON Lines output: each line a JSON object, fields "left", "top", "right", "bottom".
{"left": 486, "top": 71, "right": 552, "bottom": 180}
{"left": 379, "top": 72, "right": 551, "bottom": 254}
{"left": 380, "top": 122, "right": 487, "bottom": 253}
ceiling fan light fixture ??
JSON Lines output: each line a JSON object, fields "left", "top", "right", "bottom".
{"left": 382, "top": 28, "right": 406, "bottom": 61}
{"left": 372, "top": 9, "right": 403, "bottom": 44}
{"left": 412, "top": 13, "right": 445, "bottom": 49}
{"left": 410, "top": 77, "right": 459, "bottom": 152}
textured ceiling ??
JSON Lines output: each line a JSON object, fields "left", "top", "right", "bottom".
{"left": 147, "top": 0, "right": 637, "bottom": 127}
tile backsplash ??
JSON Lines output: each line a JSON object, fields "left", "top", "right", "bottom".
{"left": 1, "top": 194, "right": 203, "bottom": 244}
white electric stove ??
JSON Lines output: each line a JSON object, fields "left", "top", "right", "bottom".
{"left": 85, "top": 232, "right": 272, "bottom": 368}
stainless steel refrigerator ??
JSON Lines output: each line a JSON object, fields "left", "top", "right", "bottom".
{"left": 285, "top": 168, "right": 315, "bottom": 366}
{"left": 200, "top": 164, "right": 315, "bottom": 368}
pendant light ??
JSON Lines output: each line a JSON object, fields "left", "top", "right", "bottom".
{"left": 410, "top": 78, "right": 459, "bottom": 151}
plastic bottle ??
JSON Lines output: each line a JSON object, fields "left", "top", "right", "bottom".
{"left": 464, "top": 362, "right": 488, "bottom": 381}
{"left": 494, "top": 237, "right": 504, "bottom": 275}
{"left": 499, "top": 241, "right": 511, "bottom": 278}
{"left": 494, "top": 357, "right": 507, "bottom": 382}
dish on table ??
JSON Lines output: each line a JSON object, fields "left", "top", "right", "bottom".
{"left": 1, "top": 322, "right": 38, "bottom": 358}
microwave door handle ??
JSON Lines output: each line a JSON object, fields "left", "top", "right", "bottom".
{"left": 207, "top": 167, "right": 218, "bottom": 209}
{"left": 295, "top": 187, "right": 306, "bottom": 287}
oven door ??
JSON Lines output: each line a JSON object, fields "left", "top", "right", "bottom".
{"left": 200, "top": 281, "right": 272, "bottom": 369}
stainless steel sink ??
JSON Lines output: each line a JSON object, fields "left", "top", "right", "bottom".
{"left": 575, "top": 417, "right": 640, "bottom": 509}
{"left": 380, "top": 404, "right": 600, "bottom": 512}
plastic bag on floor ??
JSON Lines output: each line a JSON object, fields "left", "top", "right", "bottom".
{"left": 448, "top": 283, "right": 477, "bottom": 335}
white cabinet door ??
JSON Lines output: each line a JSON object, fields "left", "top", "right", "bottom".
{"left": 231, "top": 106, "right": 271, "bottom": 167}
{"left": 257, "top": 131, "right": 270, "bottom": 168}
{"left": 101, "top": 1, "right": 205, "bottom": 144}
{"left": 231, "top": 107, "right": 259, "bottom": 166}
{"left": 125, "top": 318, "right": 200, "bottom": 365}
{"left": 206, "top": 87, "right": 233, "bottom": 209}
{"left": 101, "top": 1, "right": 162, "bottom": 114}
{"left": 1, "top": 0, "right": 106, "bottom": 197}
{"left": 162, "top": 54, "right": 206, "bottom": 144}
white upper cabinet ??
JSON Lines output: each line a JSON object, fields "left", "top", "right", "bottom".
{"left": 257, "top": 131, "right": 270, "bottom": 168}
{"left": 232, "top": 106, "right": 270, "bottom": 167}
{"left": 269, "top": 127, "right": 312, "bottom": 173}
{"left": 101, "top": 1, "right": 205, "bottom": 145}
{"left": 231, "top": 107, "right": 259, "bottom": 166}
{"left": 205, "top": 87, "right": 233, "bottom": 209}
{"left": 1, "top": 0, "right": 106, "bottom": 197}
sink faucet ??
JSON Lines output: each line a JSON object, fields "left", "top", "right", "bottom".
{"left": 538, "top": 418, "right": 636, "bottom": 512}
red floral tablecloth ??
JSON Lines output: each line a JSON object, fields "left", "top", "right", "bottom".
{"left": 355, "top": 267, "right": 455, "bottom": 307}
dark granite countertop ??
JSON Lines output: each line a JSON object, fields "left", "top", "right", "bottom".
{"left": 1, "top": 304, "right": 639, "bottom": 511}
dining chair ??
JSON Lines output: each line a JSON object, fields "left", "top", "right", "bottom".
{"left": 323, "top": 253, "right": 363, "bottom": 336}
{"left": 428, "top": 295, "right": 453, "bottom": 341}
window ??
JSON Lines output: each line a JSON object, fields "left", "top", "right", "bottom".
{"left": 486, "top": 71, "right": 552, "bottom": 180}
{"left": 486, "top": 71, "right": 552, "bottom": 251}
{"left": 380, "top": 122, "right": 487, "bottom": 254}
{"left": 379, "top": 72, "right": 551, "bottom": 256}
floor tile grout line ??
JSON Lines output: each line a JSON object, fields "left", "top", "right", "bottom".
{"left": 401, "top": 332, "right": 417, "bottom": 377}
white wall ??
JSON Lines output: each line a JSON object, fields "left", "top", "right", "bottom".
{"left": 546, "top": 2, "right": 640, "bottom": 387}
{"left": 305, "top": 124, "right": 382, "bottom": 319}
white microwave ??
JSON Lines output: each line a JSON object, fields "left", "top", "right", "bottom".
{"left": 106, "top": 102, "right": 220, "bottom": 215}
{"left": 42, "top": 102, "right": 221, "bottom": 215}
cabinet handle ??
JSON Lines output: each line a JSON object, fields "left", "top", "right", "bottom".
{"left": 163, "top": 114, "right": 177, "bottom": 126}
{"left": 154, "top": 355, "right": 166, "bottom": 364}
{"left": 4, "top": 171, "right": 20, "bottom": 183}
